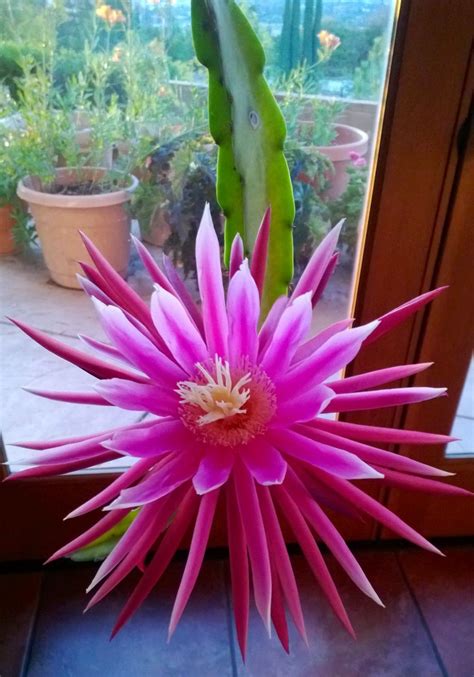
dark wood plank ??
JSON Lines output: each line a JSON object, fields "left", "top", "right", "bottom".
{"left": 26, "top": 560, "right": 233, "bottom": 677}
{"left": 234, "top": 551, "right": 443, "bottom": 676}
{"left": 0, "top": 571, "right": 42, "bottom": 677}
{"left": 399, "top": 546, "right": 474, "bottom": 677}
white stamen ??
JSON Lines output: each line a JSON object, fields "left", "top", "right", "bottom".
{"left": 176, "top": 356, "right": 251, "bottom": 426}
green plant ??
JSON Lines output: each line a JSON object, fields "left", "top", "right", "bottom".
{"left": 0, "top": 127, "right": 49, "bottom": 245}
{"left": 353, "top": 35, "right": 386, "bottom": 101}
{"left": 285, "top": 140, "right": 333, "bottom": 273}
{"left": 328, "top": 162, "right": 368, "bottom": 253}
{"left": 277, "top": 64, "right": 345, "bottom": 146}
{"left": 132, "top": 133, "right": 221, "bottom": 279}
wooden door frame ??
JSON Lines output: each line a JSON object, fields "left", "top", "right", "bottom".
{"left": 2, "top": 0, "right": 473, "bottom": 559}
{"left": 383, "top": 61, "right": 474, "bottom": 537}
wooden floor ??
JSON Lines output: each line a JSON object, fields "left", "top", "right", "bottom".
{"left": 1, "top": 543, "right": 472, "bottom": 677}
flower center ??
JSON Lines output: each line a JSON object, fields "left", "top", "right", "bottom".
{"left": 176, "top": 356, "right": 276, "bottom": 447}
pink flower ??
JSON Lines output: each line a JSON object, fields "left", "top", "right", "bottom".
{"left": 349, "top": 151, "right": 367, "bottom": 168}
{"left": 9, "top": 207, "right": 467, "bottom": 655}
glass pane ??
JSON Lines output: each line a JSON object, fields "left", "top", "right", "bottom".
{"left": 445, "top": 356, "right": 474, "bottom": 457}
{"left": 0, "top": 0, "right": 398, "bottom": 469}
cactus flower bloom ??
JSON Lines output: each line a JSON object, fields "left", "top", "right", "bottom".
{"left": 9, "top": 207, "right": 467, "bottom": 656}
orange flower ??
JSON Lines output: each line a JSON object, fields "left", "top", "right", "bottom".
{"left": 96, "top": 4, "right": 126, "bottom": 26}
{"left": 318, "top": 30, "right": 341, "bottom": 51}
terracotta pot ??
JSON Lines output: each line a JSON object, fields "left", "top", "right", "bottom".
{"left": 141, "top": 206, "right": 172, "bottom": 247}
{"left": 0, "top": 204, "right": 15, "bottom": 255}
{"left": 17, "top": 167, "right": 138, "bottom": 289}
{"left": 315, "top": 123, "right": 369, "bottom": 199}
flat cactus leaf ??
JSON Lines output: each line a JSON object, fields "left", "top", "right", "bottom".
{"left": 68, "top": 511, "right": 138, "bottom": 562}
{"left": 192, "top": 0, "right": 295, "bottom": 313}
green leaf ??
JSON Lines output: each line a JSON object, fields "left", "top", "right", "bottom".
{"left": 68, "top": 510, "right": 138, "bottom": 562}
{"left": 191, "top": 0, "right": 295, "bottom": 315}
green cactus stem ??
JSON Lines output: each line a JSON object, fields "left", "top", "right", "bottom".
{"left": 192, "top": 0, "right": 295, "bottom": 314}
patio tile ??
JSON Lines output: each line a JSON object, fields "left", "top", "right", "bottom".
{"left": 26, "top": 560, "right": 233, "bottom": 677}
{"left": 399, "top": 546, "right": 474, "bottom": 677}
{"left": 234, "top": 551, "right": 442, "bottom": 677}
{"left": 0, "top": 571, "right": 42, "bottom": 677}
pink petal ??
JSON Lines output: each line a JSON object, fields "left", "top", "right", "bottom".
{"left": 229, "top": 233, "right": 244, "bottom": 277}
{"left": 79, "top": 231, "right": 155, "bottom": 333}
{"left": 312, "top": 417, "right": 457, "bottom": 447}
{"left": 95, "top": 379, "right": 179, "bottom": 416}
{"left": 258, "top": 295, "right": 288, "bottom": 359}
{"left": 324, "top": 386, "right": 447, "bottom": 413}
{"left": 292, "top": 318, "right": 353, "bottom": 364}
{"left": 365, "top": 286, "right": 447, "bottom": 346}
{"left": 6, "top": 452, "right": 117, "bottom": 480}
{"left": 260, "top": 293, "right": 312, "bottom": 377}
{"left": 162, "top": 254, "right": 204, "bottom": 334}
{"left": 104, "top": 420, "right": 192, "bottom": 458}
{"left": 226, "top": 479, "right": 249, "bottom": 659}
{"left": 258, "top": 486, "right": 307, "bottom": 643}
{"left": 46, "top": 509, "right": 130, "bottom": 563}
{"left": 291, "top": 220, "right": 343, "bottom": 300}
{"left": 86, "top": 487, "right": 188, "bottom": 612}
{"left": 378, "top": 467, "right": 472, "bottom": 497}
{"left": 195, "top": 204, "right": 228, "bottom": 357}
{"left": 110, "top": 488, "right": 199, "bottom": 637}
{"left": 250, "top": 207, "right": 271, "bottom": 297}
{"left": 233, "top": 463, "right": 272, "bottom": 634}
{"left": 168, "top": 489, "right": 220, "bottom": 638}
{"left": 15, "top": 433, "right": 116, "bottom": 466}
{"left": 275, "top": 384, "right": 334, "bottom": 425}
{"left": 95, "top": 300, "right": 185, "bottom": 386}
{"left": 9, "top": 317, "right": 148, "bottom": 383}
{"left": 270, "top": 427, "right": 383, "bottom": 480}
{"left": 285, "top": 468, "right": 383, "bottom": 605}
{"left": 273, "top": 484, "right": 355, "bottom": 636}
{"left": 67, "top": 458, "right": 157, "bottom": 518}
{"left": 151, "top": 287, "right": 208, "bottom": 373}
{"left": 23, "top": 387, "right": 111, "bottom": 406}
{"left": 310, "top": 466, "right": 442, "bottom": 555}
{"left": 277, "top": 321, "right": 379, "bottom": 392}
{"left": 303, "top": 423, "right": 452, "bottom": 477}
{"left": 87, "top": 502, "right": 159, "bottom": 590}
{"left": 110, "top": 452, "right": 197, "bottom": 508}
{"left": 241, "top": 438, "right": 287, "bottom": 485}
{"left": 193, "top": 446, "right": 235, "bottom": 495}
{"left": 311, "top": 252, "right": 339, "bottom": 307}
{"left": 227, "top": 260, "right": 260, "bottom": 365}
{"left": 77, "top": 273, "right": 115, "bottom": 306}
{"left": 327, "top": 362, "right": 433, "bottom": 394}
{"left": 270, "top": 563, "right": 290, "bottom": 653}
{"left": 131, "top": 235, "right": 175, "bottom": 294}
{"left": 79, "top": 334, "right": 133, "bottom": 366}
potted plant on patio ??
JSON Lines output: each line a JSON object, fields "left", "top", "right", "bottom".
{"left": 14, "top": 60, "right": 138, "bottom": 288}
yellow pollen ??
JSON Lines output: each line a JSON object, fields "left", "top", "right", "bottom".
{"left": 176, "top": 356, "right": 251, "bottom": 426}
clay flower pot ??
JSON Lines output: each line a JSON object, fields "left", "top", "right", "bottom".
{"left": 17, "top": 167, "right": 138, "bottom": 288}
{"left": 0, "top": 204, "right": 16, "bottom": 255}
{"left": 316, "top": 123, "right": 369, "bottom": 199}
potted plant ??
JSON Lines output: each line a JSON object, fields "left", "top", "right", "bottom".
{"left": 13, "top": 58, "right": 138, "bottom": 287}
{"left": 0, "top": 127, "right": 39, "bottom": 255}
{"left": 132, "top": 133, "right": 221, "bottom": 281}
{"left": 18, "top": 167, "right": 138, "bottom": 287}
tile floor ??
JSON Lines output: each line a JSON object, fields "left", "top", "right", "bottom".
{"left": 0, "top": 544, "right": 472, "bottom": 676}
